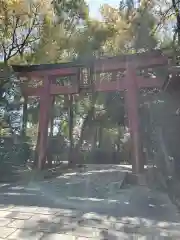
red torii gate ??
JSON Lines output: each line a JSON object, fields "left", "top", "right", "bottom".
{"left": 12, "top": 50, "right": 168, "bottom": 175}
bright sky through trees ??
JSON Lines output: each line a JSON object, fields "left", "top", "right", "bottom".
{"left": 87, "top": 0, "right": 120, "bottom": 18}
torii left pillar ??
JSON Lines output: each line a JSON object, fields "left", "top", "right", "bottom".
{"left": 37, "top": 76, "right": 52, "bottom": 169}
{"left": 125, "top": 63, "right": 144, "bottom": 177}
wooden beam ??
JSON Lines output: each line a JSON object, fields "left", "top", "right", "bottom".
{"left": 169, "top": 66, "right": 180, "bottom": 73}
{"left": 50, "top": 80, "right": 126, "bottom": 94}
{"left": 50, "top": 85, "right": 79, "bottom": 95}
{"left": 136, "top": 76, "right": 164, "bottom": 88}
{"left": 134, "top": 57, "right": 167, "bottom": 68}
{"left": 21, "top": 76, "right": 164, "bottom": 96}
{"left": 18, "top": 68, "right": 77, "bottom": 77}
{"left": 95, "top": 59, "right": 126, "bottom": 72}
{"left": 94, "top": 80, "right": 126, "bottom": 92}
{"left": 15, "top": 53, "right": 167, "bottom": 78}
{"left": 21, "top": 87, "right": 42, "bottom": 96}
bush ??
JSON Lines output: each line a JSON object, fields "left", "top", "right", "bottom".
{"left": 0, "top": 137, "right": 31, "bottom": 179}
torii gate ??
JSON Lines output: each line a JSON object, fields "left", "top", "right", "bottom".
{"left": 12, "top": 50, "right": 168, "bottom": 176}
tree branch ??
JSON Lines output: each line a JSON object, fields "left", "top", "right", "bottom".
{"left": 6, "top": 17, "right": 20, "bottom": 60}
{"left": 5, "top": 6, "right": 39, "bottom": 60}
{"left": 1, "top": 42, "right": 7, "bottom": 63}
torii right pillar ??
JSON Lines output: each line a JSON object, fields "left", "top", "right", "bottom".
{"left": 125, "top": 62, "right": 144, "bottom": 180}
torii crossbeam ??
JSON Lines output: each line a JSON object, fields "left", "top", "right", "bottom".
{"left": 12, "top": 50, "right": 168, "bottom": 175}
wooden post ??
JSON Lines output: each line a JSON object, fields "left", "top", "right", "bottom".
{"left": 37, "top": 77, "right": 51, "bottom": 169}
{"left": 125, "top": 63, "right": 143, "bottom": 174}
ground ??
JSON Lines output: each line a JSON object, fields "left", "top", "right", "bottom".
{"left": 0, "top": 165, "right": 179, "bottom": 239}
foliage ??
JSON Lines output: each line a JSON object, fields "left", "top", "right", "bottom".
{"left": 0, "top": 0, "right": 52, "bottom": 62}
{"left": 0, "top": 136, "right": 31, "bottom": 180}
{"left": 0, "top": 63, "right": 22, "bottom": 135}
{"left": 0, "top": 0, "right": 179, "bottom": 169}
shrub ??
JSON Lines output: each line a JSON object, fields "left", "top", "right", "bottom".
{"left": 0, "top": 137, "right": 31, "bottom": 179}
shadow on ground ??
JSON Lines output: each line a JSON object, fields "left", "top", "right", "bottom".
{"left": 0, "top": 165, "right": 179, "bottom": 239}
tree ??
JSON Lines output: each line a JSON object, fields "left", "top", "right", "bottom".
{"left": 100, "top": 4, "right": 132, "bottom": 55}
{"left": 1, "top": 0, "right": 175, "bottom": 168}
{"left": 132, "top": 3, "right": 158, "bottom": 51}
{"left": 0, "top": 0, "right": 89, "bottom": 135}
{"left": 0, "top": 0, "right": 55, "bottom": 135}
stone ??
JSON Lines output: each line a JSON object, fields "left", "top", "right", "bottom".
{"left": 8, "top": 220, "right": 29, "bottom": 229}
{"left": 0, "top": 211, "right": 12, "bottom": 218}
{"left": 29, "top": 214, "right": 56, "bottom": 223}
{"left": 0, "top": 226, "right": 16, "bottom": 238}
{"left": 55, "top": 209, "right": 81, "bottom": 218}
{"left": 11, "top": 207, "right": 37, "bottom": 213}
{"left": 47, "top": 222, "right": 76, "bottom": 233}
{"left": 0, "top": 218, "right": 12, "bottom": 227}
{"left": 42, "top": 233, "right": 76, "bottom": 240}
{"left": 7, "top": 229, "right": 43, "bottom": 240}
{"left": 9, "top": 212, "right": 33, "bottom": 220}
{"left": 35, "top": 207, "right": 58, "bottom": 215}
{"left": 72, "top": 226, "right": 101, "bottom": 238}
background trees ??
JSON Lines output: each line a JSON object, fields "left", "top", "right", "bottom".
{"left": 0, "top": 0, "right": 178, "bottom": 169}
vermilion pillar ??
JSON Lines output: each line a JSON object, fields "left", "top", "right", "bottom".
{"left": 37, "top": 77, "right": 51, "bottom": 169}
{"left": 125, "top": 63, "right": 143, "bottom": 174}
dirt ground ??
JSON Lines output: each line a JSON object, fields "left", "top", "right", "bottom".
{"left": 0, "top": 165, "right": 179, "bottom": 239}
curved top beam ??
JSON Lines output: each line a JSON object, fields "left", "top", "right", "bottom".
{"left": 12, "top": 49, "right": 165, "bottom": 74}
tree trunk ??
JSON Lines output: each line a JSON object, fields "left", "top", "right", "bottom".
{"left": 33, "top": 130, "right": 40, "bottom": 168}
{"left": 47, "top": 96, "right": 55, "bottom": 168}
{"left": 116, "top": 125, "right": 122, "bottom": 152}
{"left": 21, "top": 97, "right": 28, "bottom": 138}
{"left": 68, "top": 95, "right": 74, "bottom": 165}
{"left": 97, "top": 126, "right": 103, "bottom": 149}
{"left": 92, "top": 127, "right": 98, "bottom": 149}
{"left": 76, "top": 93, "right": 98, "bottom": 150}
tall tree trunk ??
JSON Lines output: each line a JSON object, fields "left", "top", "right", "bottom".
{"left": 68, "top": 95, "right": 74, "bottom": 165}
{"left": 21, "top": 97, "right": 28, "bottom": 138}
{"left": 76, "top": 93, "right": 98, "bottom": 150}
{"left": 47, "top": 96, "right": 55, "bottom": 168}
{"left": 33, "top": 130, "right": 40, "bottom": 168}
{"left": 92, "top": 127, "right": 98, "bottom": 149}
{"left": 116, "top": 125, "right": 122, "bottom": 152}
{"left": 97, "top": 126, "right": 103, "bottom": 149}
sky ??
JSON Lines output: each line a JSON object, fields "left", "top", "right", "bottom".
{"left": 86, "top": 0, "right": 120, "bottom": 19}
